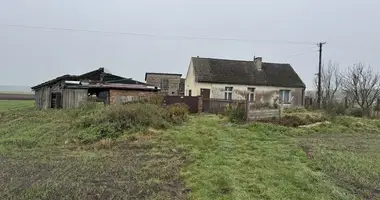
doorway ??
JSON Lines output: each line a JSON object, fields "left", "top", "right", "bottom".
{"left": 200, "top": 88, "right": 210, "bottom": 112}
{"left": 50, "top": 92, "right": 62, "bottom": 109}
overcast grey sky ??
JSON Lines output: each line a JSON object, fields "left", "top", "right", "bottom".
{"left": 0, "top": 0, "right": 379, "bottom": 89}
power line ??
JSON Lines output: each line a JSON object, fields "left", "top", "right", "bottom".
{"left": 0, "top": 23, "right": 316, "bottom": 45}
{"left": 282, "top": 46, "right": 318, "bottom": 60}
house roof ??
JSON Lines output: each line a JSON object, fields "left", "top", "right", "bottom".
{"left": 32, "top": 68, "right": 149, "bottom": 90}
{"left": 144, "top": 72, "right": 182, "bottom": 81}
{"left": 191, "top": 57, "right": 306, "bottom": 88}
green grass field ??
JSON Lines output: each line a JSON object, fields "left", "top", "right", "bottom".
{"left": 0, "top": 100, "right": 34, "bottom": 112}
{"left": 0, "top": 103, "right": 379, "bottom": 199}
{"left": 166, "top": 115, "right": 380, "bottom": 199}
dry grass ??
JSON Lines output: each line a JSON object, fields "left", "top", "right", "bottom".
{"left": 93, "top": 138, "right": 114, "bottom": 150}
{"left": 0, "top": 103, "right": 189, "bottom": 200}
{"left": 2, "top": 102, "right": 380, "bottom": 199}
{"left": 163, "top": 115, "right": 380, "bottom": 200}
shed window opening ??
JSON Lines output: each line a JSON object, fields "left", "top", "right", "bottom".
{"left": 279, "top": 90, "right": 291, "bottom": 104}
{"left": 225, "top": 87, "right": 233, "bottom": 100}
{"left": 248, "top": 87, "right": 255, "bottom": 102}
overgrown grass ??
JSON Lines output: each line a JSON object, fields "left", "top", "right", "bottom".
{"left": 163, "top": 114, "right": 380, "bottom": 200}
{"left": 1, "top": 103, "right": 380, "bottom": 199}
{"left": 0, "top": 103, "right": 189, "bottom": 200}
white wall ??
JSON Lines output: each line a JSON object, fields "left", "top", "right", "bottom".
{"left": 184, "top": 60, "right": 304, "bottom": 106}
{"left": 185, "top": 59, "right": 196, "bottom": 96}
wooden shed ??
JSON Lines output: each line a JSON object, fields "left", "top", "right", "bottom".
{"left": 31, "top": 68, "right": 160, "bottom": 109}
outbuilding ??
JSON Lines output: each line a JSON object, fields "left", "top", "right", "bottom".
{"left": 31, "top": 68, "right": 159, "bottom": 109}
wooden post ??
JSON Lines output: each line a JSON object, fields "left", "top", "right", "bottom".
{"left": 245, "top": 93, "right": 249, "bottom": 121}
{"left": 279, "top": 101, "right": 284, "bottom": 119}
{"left": 198, "top": 96, "right": 202, "bottom": 113}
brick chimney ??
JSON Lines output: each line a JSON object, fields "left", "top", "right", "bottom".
{"left": 254, "top": 56, "right": 262, "bottom": 71}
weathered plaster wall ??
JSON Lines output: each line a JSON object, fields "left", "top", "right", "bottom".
{"left": 146, "top": 74, "right": 181, "bottom": 95}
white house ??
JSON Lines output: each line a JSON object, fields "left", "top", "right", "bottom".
{"left": 185, "top": 56, "right": 306, "bottom": 107}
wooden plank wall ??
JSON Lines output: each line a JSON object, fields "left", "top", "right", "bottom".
{"left": 247, "top": 109, "right": 280, "bottom": 120}
{"left": 34, "top": 89, "right": 42, "bottom": 109}
{"left": 62, "top": 89, "right": 88, "bottom": 109}
{"left": 245, "top": 99, "right": 282, "bottom": 121}
{"left": 203, "top": 98, "right": 245, "bottom": 114}
{"left": 34, "top": 86, "right": 51, "bottom": 109}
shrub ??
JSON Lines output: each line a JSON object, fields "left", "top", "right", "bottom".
{"left": 284, "top": 107, "right": 308, "bottom": 114}
{"left": 258, "top": 112, "right": 329, "bottom": 127}
{"left": 347, "top": 108, "right": 364, "bottom": 117}
{"left": 147, "top": 95, "right": 164, "bottom": 105}
{"left": 93, "top": 138, "right": 113, "bottom": 149}
{"left": 225, "top": 106, "right": 246, "bottom": 123}
{"left": 279, "top": 115, "right": 309, "bottom": 127}
{"left": 75, "top": 103, "right": 188, "bottom": 143}
{"left": 323, "top": 102, "right": 347, "bottom": 117}
{"left": 166, "top": 103, "right": 189, "bottom": 124}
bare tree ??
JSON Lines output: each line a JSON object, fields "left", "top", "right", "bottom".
{"left": 314, "top": 60, "right": 342, "bottom": 107}
{"left": 341, "top": 63, "right": 380, "bottom": 115}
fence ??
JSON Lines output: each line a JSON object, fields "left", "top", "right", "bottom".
{"left": 163, "top": 96, "right": 202, "bottom": 113}
{"left": 202, "top": 97, "right": 282, "bottom": 120}
{"left": 202, "top": 98, "right": 245, "bottom": 114}
{"left": 245, "top": 101, "right": 282, "bottom": 121}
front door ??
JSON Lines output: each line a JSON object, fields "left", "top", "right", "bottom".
{"left": 200, "top": 88, "right": 210, "bottom": 112}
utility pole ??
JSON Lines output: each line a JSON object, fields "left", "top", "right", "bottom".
{"left": 317, "top": 42, "right": 326, "bottom": 108}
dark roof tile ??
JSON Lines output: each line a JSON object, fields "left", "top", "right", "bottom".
{"left": 191, "top": 57, "right": 305, "bottom": 88}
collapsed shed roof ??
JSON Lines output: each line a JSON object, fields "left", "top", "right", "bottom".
{"left": 31, "top": 68, "right": 149, "bottom": 90}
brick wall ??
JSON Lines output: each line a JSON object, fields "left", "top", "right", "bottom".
{"left": 109, "top": 89, "right": 155, "bottom": 105}
{"left": 145, "top": 74, "right": 181, "bottom": 95}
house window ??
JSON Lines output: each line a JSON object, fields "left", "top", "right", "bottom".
{"left": 225, "top": 87, "right": 233, "bottom": 100}
{"left": 188, "top": 90, "right": 192, "bottom": 96}
{"left": 161, "top": 78, "right": 169, "bottom": 90}
{"left": 279, "top": 90, "right": 291, "bottom": 104}
{"left": 248, "top": 87, "right": 255, "bottom": 102}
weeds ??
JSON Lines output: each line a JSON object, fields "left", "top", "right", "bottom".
{"left": 0, "top": 101, "right": 188, "bottom": 200}
{"left": 284, "top": 107, "right": 308, "bottom": 113}
{"left": 166, "top": 103, "right": 189, "bottom": 124}
{"left": 225, "top": 106, "right": 246, "bottom": 123}
{"left": 93, "top": 138, "right": 113, "bottom": 149}
{"left": 258, "top": 112, "right": 329, "bottom": 127}
{"left": 73, "top": 103, "right": 189, "bottom": 143}
{"left": 1, "top": 102, "right": 189, "bottom": 146}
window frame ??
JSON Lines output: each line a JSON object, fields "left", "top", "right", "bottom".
{"left": 279, "top": 90, "right": 291, "bottom": 104}
{"left": 224, "top": 87, "right": 233, "bottom": 100}
{"left": 247, "top": 87, "right": 255, "bottom": 102}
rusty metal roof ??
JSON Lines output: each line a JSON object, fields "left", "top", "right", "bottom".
{"left": 65, "top": 83, "right": 160, "bottom": 91}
